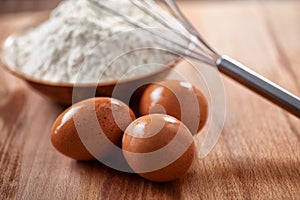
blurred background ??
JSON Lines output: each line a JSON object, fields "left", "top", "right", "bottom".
{"left": 1, "top": 0, "right": 61, "bottom": 13}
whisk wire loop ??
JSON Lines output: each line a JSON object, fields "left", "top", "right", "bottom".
{"left": 88, "top": 0, "right": 213, "bottom": 65}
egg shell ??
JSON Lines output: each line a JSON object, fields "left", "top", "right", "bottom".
{"left": 140, "top": 80, "right": 208, "bottom": 134}
{"left": 123, "top": 114, "right": 195, "bottom": 182}
{"left": 51, "top": 97, "right": 135, "bottom": 161}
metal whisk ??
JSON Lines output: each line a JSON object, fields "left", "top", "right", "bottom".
{"left": 89, "top": 0, "right": 300, "bottom": 118}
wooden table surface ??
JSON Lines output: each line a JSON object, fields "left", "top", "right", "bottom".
{"left": 0, "top": 1, "right": 299, "bottom": 199}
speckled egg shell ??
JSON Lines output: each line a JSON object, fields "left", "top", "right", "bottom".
{"left": 123, "top": 114, "right": 195, "bottom": 182}
{"left": 140, "top": 80, "right": 208, "bottom": 134}
{"left": 51, "top": 97, "right": 135, "bottom": 160}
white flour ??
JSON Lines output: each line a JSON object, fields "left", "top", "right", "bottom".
{"left": 8, "top": 0, "right": 177, "bottom": 83}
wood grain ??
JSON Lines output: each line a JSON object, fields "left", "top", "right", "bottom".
{"left": 0, "top": 1, "right": 299, "bottom": 199}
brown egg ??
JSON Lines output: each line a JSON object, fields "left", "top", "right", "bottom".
{"left": 140, "top": 80, "right": 208, "bottom": 134}
{"left": 123, "top": 114, "right": 195, "bottom": 182}
{"left": 51, "top": 97, "right": 135, "bottom": 161}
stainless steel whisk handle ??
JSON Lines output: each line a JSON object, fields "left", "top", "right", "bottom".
{"left": 216, "top": 55, "right": 300, "bottom": 118}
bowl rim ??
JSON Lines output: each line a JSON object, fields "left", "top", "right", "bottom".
{"left": 0, "top": 33, "right": 181, "bottom": 88}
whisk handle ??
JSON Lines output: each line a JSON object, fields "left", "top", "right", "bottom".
{"left": 216, "top": 55, "right": 300, "bottom": 118}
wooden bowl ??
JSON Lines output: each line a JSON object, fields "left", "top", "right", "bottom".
{"left": 0, "top": 12, "right": 179, "bottom": 106}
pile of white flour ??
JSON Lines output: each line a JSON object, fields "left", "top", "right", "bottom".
{"left": 8, "top": 0, "right": 177, "bottom": 83}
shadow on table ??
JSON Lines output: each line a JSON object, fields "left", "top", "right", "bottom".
{"left": 74, "top": 160, "right": 183, "bottom": 199}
